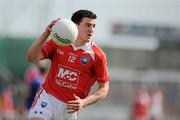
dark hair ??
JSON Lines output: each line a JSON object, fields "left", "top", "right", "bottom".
{"left": 71, "top": 9, "right": 97, "bottom": 25}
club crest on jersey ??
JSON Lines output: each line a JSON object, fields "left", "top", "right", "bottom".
{"left": 81, "top": 56, "right": 89, "bottom": 64}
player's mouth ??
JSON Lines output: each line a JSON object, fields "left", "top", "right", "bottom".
{"left": 87, "top": 33, "right": 92, "bottom": 37}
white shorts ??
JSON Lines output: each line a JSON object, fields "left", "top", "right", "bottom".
{"left": 28, "top": 88, "right": 77, "bottom": 120}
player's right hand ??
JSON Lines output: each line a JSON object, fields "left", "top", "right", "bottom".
{"left": 43, "top": 18, "right": 60, "bottom": 37}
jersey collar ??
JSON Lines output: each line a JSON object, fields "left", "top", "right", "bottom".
{"left": 71, "top": 41, "right": 95, "bottom": 61}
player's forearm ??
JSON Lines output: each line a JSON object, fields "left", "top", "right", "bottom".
{"left": 27, "top": 32, "right": 48, "bottom": 63}
{"left": 82, "top": 82, "right": 109, "bottom": 108}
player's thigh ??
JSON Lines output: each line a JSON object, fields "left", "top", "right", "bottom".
{"left": 54, "top": 112, "right": 77, "bottom": 120}
{"left": 29, "top": 117, "right": 44, "bottom": 120}
{"left": 28, "top": 89, "right": 53, "bottom": 120}
{"left": 49, "top": 94, "right": 77, "bottom": 120}
{"left": 62, "top": 112, "right": 77, "bottom": 120}
{"left": 54, "top": 106, "right": 77, "bottom": 120}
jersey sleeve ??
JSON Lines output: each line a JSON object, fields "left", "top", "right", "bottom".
{"left": 41, "top": 39, "right": 57, "bottom": 59}
{"left": 94, "top": 53, "right": 110, "bottom": 83}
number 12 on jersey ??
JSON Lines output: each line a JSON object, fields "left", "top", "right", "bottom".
{"left": 68, "top": 55, "right": 76, "bottom": 63}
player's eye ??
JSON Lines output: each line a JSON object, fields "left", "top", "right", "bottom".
{"left": 86, "top": 23, "right": 91, "bottom": 27}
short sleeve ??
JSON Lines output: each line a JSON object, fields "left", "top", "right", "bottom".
{"left": 41, "top": 39, "right": 57, "bottom": 59}
{"left": 94, "top": 53, "right": 109, "bottom": 83}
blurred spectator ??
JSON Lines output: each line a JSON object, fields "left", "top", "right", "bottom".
{"left": 150, "top": 87, "right": 164, "bottom": 120}
{"left": 23, "top": 60, "right": 48, "bottom": 114}
{"left": 37, "top": 60, "right": 48, "bottom": 82}
{"left": 130, "top": 86, "right": 151, "bottom": 120}
{"left": 1, "top": 87, "right": 15, "bottom": 120}
{"left": 0, "top": 91, "right": 3, "bottom": 120}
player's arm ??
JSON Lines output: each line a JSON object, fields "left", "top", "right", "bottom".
{"left": 83, "top": 81, "right": 109, "bottom": 106}
{"left": 26, "top": 19, "right": 59, "bottom": 64}
{"left": 66, "top": 81, "right": 109, "bottom": 113}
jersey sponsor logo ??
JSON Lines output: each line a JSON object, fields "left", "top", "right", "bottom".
{"left": 81, "top": 56, "right": 89, "bottom": 64}
{"left": 57, "top": 66, "right": 79, "bottom": 81}
{"left": 56, "top": 65, "right": 80, "bottom": 89}
{"left": 56, "top": 79, "right": 77, "bottom": 89}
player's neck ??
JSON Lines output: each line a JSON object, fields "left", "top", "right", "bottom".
{"left": 74, "top": 39, "right": 90, "bottom": 47}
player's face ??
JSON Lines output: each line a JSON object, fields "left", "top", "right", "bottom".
{"left": 77, "top": 17, "right": 96, "bottom": 42}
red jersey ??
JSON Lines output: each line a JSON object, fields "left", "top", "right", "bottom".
{"left": 133, "top": 92, "right": 151, "bottom": 120}
{"left": 41, "top": 40, "right": 109, "bottom": 102}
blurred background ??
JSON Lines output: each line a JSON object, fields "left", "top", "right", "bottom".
{"left": 0, "top": 0, "right": 180, "bottom": 120}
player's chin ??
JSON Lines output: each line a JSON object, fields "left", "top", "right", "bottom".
{"left": 86, "top": 37, "right": 93, "bottom": 42}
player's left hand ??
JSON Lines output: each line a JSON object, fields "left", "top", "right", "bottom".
{"left": 66, "top": 94, "right": 85, "bottom": 113}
